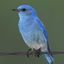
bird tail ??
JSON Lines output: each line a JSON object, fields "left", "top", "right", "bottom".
{"left": 44, "top": 53, "right": 54, "bottom": 64}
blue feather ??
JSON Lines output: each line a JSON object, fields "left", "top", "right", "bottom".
{"left": 35, "top": 17, "right": 48, "bottom": 40}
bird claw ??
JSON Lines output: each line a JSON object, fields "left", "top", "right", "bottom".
{"left": 33, "top": 48, "right": 41, "bottom": 58}
{"left": 26, "top": 48, "right": 31, "bottom": 57}
{"left": 26, "top": 48, "right": 41, "bottom": 58}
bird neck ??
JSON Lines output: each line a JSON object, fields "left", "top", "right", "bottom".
{"left": 19, "top": 13, "right": 36, "bottom": 21}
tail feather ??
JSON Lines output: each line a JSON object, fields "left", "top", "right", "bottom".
{"left": 44, "top": 54, "right": 54, "bottom": 64}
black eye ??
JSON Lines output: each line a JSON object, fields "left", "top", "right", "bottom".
{"left": 21, "top": 8, "right": 26, "bottom": 11}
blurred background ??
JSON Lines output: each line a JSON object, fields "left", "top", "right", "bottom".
{"left": 0, "top": 0, "right": 64, "bottom": 64}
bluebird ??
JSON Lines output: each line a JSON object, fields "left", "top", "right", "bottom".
{"left": 13, "top": 4, "right": 54, "bottom": 64}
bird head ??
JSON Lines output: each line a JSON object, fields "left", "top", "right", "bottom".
{"left": 13, "top": 5, "right": 36, "bottom": 17}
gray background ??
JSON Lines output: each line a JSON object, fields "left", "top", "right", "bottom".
{"left": 0, "top": 0, "right": 64, "bottom": 64}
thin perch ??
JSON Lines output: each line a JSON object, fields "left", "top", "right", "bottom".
{"left": 0, "top": 50, "right": 64, "bottom": 56}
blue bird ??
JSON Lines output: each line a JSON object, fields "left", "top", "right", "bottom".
{"left": 13, "top": 4, "right": 54, "bottom": 64}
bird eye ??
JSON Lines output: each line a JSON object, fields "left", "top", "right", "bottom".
{"left": 21, "top": 8, "right": 26, "bottom": 11}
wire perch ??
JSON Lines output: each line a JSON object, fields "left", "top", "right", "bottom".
{"left": 0, "top": 51, "right": 64, "bottom": 56}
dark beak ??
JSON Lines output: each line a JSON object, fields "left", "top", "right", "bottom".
{"left": 12, "top": 9, "right": 20, "bottom": 12}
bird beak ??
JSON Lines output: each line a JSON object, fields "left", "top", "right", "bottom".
{"left": 12, "top": 9, "right": 20, "bottom": 12}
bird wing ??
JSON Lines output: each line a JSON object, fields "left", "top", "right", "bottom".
{"left": 35, "top": 17, "right": 52, "bottom": 53}
{"left": 35, "top": 17, "right": 48, "bottom": 41}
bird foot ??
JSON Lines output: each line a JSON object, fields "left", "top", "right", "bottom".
{"left": 33, "top": 48, "right": 41, "bottom": 58}
{"left": 26, "top": 48, "right": 32, "bottom": 57}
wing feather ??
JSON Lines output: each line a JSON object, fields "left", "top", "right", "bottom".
{"left": 35, "top": 17, "right": 48, "bottom": 41}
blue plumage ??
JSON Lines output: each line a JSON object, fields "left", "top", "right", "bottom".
{"left": 16, "top": 4, "right": 54, "bottom": 64}
{"left": 35, "top": 17, "right": 48, "bottom": 40}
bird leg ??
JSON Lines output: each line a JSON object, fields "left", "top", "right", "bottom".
{"left": 26, "top": 48, "right": 32, "bottom": 57}
{"left": 33, "top": 48, "right": 41, "bottom": 58}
